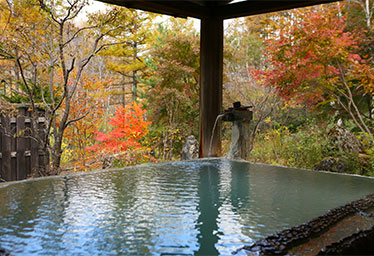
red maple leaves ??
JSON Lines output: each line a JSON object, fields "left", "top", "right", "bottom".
{"left": 252, "top": 5, "right": 373, "bottom": 106}
{"left": 88, "top": 102, "right": 151, "bottom": 154}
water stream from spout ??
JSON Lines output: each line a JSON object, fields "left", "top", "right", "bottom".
{"left": 208, "top": 114, "right": 225, "bottom": 157}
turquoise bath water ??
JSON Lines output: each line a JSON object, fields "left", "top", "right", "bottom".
{"left": 1, "top": 159, "right": 374, "bottom": 255}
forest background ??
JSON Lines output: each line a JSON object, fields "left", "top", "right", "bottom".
{"left": 0, "top": 0, "right": 373, "bottom": 176}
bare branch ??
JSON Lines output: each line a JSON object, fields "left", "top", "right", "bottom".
{"left": 0, "top": 50, "right": 14, "bottom": 60}
{"left": 62, "top": 0, "right": 84, "bottom": 23}
{"left": 39, "top": 82, "right": 51, "bottom": 112}
{"left": 38, "top": 0, "right": 60, "bottom": 25}
{"left": 15, "top": 58, "right": 35, "bottom": 107}
{"left": 63, "top": 25, "right": 97, "bottom": 47}
{"left": 53, "top": 88, "right": 67, "bottom": 112}
{"left": 333, "top": 62, "right": 374, "bottom": 142}
{"left": 65, "top": 111, "right": 90, "bottom": 128}
{"left": 8, "top": 85, "right": 28, "bottom": 97}
{"left": 80, "top": 25, "right": 125, "bottom": 68}
{"left": 67, "top": 57, "right": 76, "bottom": 74}
{"left": 65, "top": 5, "right": 84, "bottom": 22}
{"left": 61, "top": 0, "right": 73, "bottom": 23}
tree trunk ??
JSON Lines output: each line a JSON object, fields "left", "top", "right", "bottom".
{"left": 51, "top": 135, "right": 63, "bottom": 172}
{"left": 132, "top": 42, "right": 138, "bottom": 102}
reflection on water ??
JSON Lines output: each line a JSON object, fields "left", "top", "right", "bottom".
{"left": 1, "top": 159, "right": 374, "bottom": 255}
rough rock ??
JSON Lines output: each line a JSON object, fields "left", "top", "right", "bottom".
{"left": 234, "top": 194, "right": 374, "bottom": 255}
{"left": 328, "top": 127, "right": 363, "bottom": 154}
{"left": 312, "top": 157, "right": 349, "bottom": 173}
{"left": 318, "top": 225, "right": 374, "bottom": 255}
{"left": 181, "top": 135, "right": 198, "bottom": 160}
{"left": 0, "top": 247, "right": 10, "bottom": 256}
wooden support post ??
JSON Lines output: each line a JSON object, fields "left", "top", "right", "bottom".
{"left": 199, "top": 16, "right": 223, "bottom": 157}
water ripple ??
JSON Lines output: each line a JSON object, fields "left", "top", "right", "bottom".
{"left": 1, "top": 160, "right": 374, "bottom": 255}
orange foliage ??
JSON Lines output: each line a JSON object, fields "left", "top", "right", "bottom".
{"left": 253, "top": 5, "right": 374, "bottom": 105}
{"left": 87, "top": 102, "right": 157, "bottom": 167}
{"left": 63, "top": 73, "right": 111, "bottom": 169}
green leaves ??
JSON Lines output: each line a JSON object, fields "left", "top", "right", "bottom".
{"left": 142, "top": 19, "right": 200, "bottom": 159}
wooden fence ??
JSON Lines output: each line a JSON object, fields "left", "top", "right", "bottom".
{"left": 0, "top": 107, "right": 48, "bottom": 182}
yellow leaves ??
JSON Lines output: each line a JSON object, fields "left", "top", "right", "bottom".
{"left": 61, "top": 71, "right": 111, "bottom": 170}
{"left": 107, "top": 61, "right": 146, "bottom": 74}
{"left": 264, "top": 117, "right": 272, "bottom": 124}
{"left": 73, "top": 166, "right": 88, "bottom": 172}
{"left": 3, "top": 0, "right": 49, "bottom": 41}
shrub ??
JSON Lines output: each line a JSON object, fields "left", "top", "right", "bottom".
{"left": 250, "top": 123, "right": 328, "bottom": 169}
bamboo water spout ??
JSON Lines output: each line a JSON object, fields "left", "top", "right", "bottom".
{"left": 222, "top": 102, "right": 253, "bottom": 160}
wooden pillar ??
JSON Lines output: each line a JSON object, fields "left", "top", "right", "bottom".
{"left": 199, "top": 16, "right": 223, "bottom": 157}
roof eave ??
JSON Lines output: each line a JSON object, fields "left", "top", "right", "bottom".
{"left": 96, "top": 0, "right": 342, "bottom": 20}
{"left": 213, "top": 0, "right": 342, "bottom": 19}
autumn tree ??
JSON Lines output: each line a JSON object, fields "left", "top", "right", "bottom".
{"left": 257, "top": 4, "right": 374, "bottom": 143}
{"left": 142, "top": 19, "right": 200, "bottom": 160}
{"left": 62, "top": 74, "right": 110, "bottom": 170}
{"left": 87, "top": 102, "right": 155, "bottom": 167}
{"left": 92, "top": 7, "right": 156, "bottom": 105}
{"left": 0, "top": 0, "right": 124, "bottom": 173}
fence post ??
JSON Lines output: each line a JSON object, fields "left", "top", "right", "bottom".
{"left": 16, "top": 108, "right": 27, "bottom": 180}
{"left": 1, "top": 116, "right": 11, "bottom": 181}
{"left": 10, "top": 116, "right": 17, "bottom": 181}
{"left": 24, "top": 110, "right": 32, "bottom": 178}
{"left": 37, "top": 113, "right": 47, "bottom": 174}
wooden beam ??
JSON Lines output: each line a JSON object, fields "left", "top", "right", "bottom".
{"left": 212, "top": 0, "right": 341, "bottom": 19}
{"left": 97, "top": 0, "right": 341, "bottom": 20}
{"left": 199, "top": 16, "right": 223, "bottom": 158}
{"left": 98, "top": 0, "right": 206, "bottom": 18}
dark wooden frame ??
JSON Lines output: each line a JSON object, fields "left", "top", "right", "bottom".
{"left": 98, "top": 1, "right": 338, "bottom": 19}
